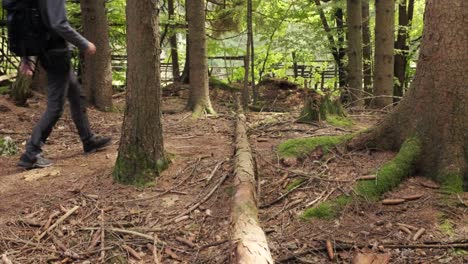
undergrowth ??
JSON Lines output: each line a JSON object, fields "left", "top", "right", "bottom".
{"left": 326, "top": 115, "right": 353, "bottom": 128}
{"left": 302, "top": 195, "right": 351, "bottom": 220}
{"left": 277, "top": 134, "right": 351, "bottom": 158}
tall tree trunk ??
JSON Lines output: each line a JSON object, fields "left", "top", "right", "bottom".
{"left": 186, "top": 0, "right": 215, "bottom": 117}
{"left": 168, "top": 0, "right": 180, "bottom": 81}
{"left": 80, "top": 0, "right": 113, "bottom": 111}
{"left": 362, "top": 0, "right": 372, "bottom": 103}
{"left": 346, "top": 0, "right": 363, "bottom": 107}
{"left": 393, "top": 0, "right": 415, "bottom": 103}
{"left": 247, "top": 0, "right": 257, "bottom": 103}
{"left": 335, "top": 7, "right": 347, "bottom": 92}
{"left": 373, "top": 0, "right": 395, "bottom": 108}
{"left": 242, "top": 37, "right": 251, "bottom": 108}
{"left": 113, "top": 0, "right": 167, "bottom": 185}
{"left": 351, "top": 0, "right": 468, "bottom": 191}
{"left": 180, "top": 0, "right": 190, "bottom": 84}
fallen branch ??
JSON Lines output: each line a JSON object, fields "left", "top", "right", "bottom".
{"left": 37, "top": 206, "right": 80, "bottom": 240}
{"left": 231, "top": 111, "right": 273, "bottom": 263}
{"left": 122, "top": 245, "right": 142, "bottom": 261}
{"left": 1, "top": 254, "right": 13, "bottom": 264}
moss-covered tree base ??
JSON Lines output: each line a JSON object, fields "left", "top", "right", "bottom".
{"left": 113, "top": 147, "right": 170, "bottom": 187}
{"left": 10, "top": 74, "right": 33, "bottom": 106}
{"left": 298, "top": 90, "right": 345, "bottom": 123}
{"left": 188, "top": 101, "right": 217, "bottom": 119}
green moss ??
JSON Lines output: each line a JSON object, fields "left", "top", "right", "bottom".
{"left": 113, "top": 146, "right": 170, "bottom": 186}
{"left": 277, "top": 134, "right": 352, "bottom": 158}
{"left": 302, "top": 195, "right": 351, "bottom": 220}
{"left": 438, "top": 218, "right": 455, "bottom": 237}
{"left": 355, "top": 137, "right": 422, "bottom": 200}
{"left": 209, "top": 77, "right": 240, "bottom": 92}
{"left": 0, "top": 86, "right": 9, "bottom": 95}
{"left": 286, "top": 178, "right": 305, "bottom": 191}
{"left": 326, "top": 115, "right": 353, "bottom": 128}
{"left": 440, "top": 173, "right": 464, "bottom": 194}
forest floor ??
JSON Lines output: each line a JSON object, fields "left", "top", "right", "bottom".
{"left": 0, "top": 87, "right": 467, "bottom": 264}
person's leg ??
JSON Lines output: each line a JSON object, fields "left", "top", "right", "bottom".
{"left": 67, "top": 67, "right": 112, "bottom": 153}
{"left": 67, "top": 69, "right": 93, "bottom": 142}
{"left": 19, "top": 50, "right": 70, "bottom": 168}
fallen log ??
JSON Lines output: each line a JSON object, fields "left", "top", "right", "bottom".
{"left": 231, "top": 112, "right": 273, "bottom": 264}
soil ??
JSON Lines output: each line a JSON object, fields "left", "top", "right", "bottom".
{"left": 0, "top": 90, "right": 467, "bottom": 263}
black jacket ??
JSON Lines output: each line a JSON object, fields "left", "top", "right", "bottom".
{"left": 38, "top": 0, "right": 89, "bottom": 51}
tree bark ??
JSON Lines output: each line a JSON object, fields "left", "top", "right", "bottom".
{"left": 168, "top": 0, "right": 180, "bottom": 81}
{"left": 351, "top": 0, "right": 468, "bottom": 191}
{"left": 186, "top": 0, "right": 215, "bottom": 117}
{"left": 393, "top": 0, "right": 415, "bottom": 103}
{"left": 372, "top": 0, "right": 395, "bottom": 109}
{"left": 346, "top": 0, "right": 363, "bottom": 107}
{"left": 362, "top": 0, "right": 372, "bottom": 103}
{"left": 80, "top": 0, "right": 113, "bottom": 111}
{"left": 113, "top": 0, "right": 167, "bottom": 186}
{"left": 231, "top": 112, "right": 273, "bottom": 263}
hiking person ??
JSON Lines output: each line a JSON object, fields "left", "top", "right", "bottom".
{"left": 12, "top": 0, "right": 112, "bottom": 169}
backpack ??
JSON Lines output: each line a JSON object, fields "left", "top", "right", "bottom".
{"left": 2, "top": 0, "right": 49, "bottom": 56}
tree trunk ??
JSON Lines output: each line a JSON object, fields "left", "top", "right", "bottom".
{"left": 346, "top": 0, "right": 363, "bottom": 107}
{"left": 31, "top": 62, "right": 47, "bottom": 94}
{"left": 10, "top": 73, "right": 32, "bottom": 106}
{"left": 168, "top": 0, "right": 180, "bottom": 81}
{"left": 351, "top": 0, "right": 468, "bottom": 191}
{"left": 372, "top": 0, "right": 395, "bottom": 108}
{"left": 335, "top": 7, "right": 347, "bottom": 94}
{"left": 362, "top": 0, "right": 372, "bottom": 103}
{"left": 393, "top": 0, "right": 415, "bottom": 103}
{"left": 186, "top": 0, "right": 215, "bottom": 117}
{"left": 80, "top": 0, "right": 113, "bottom": 111}
{"left": 113, "top": 0, "right": 167, "bottom": 186}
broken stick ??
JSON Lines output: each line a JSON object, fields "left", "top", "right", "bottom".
{"left": 37, "top": 206, "right": 80, "bottom": 240}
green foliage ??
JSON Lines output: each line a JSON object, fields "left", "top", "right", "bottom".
{"left": 277, "top": 134, "right": 351, "bottom": 158}
{"left": 302, "top": 195, "right": 351, "bottom": 220}
{"left": 0, "top": 137, "right": 19, "bottom": 156}
{"left": 326, "top": 115, "right": 353, "bottom": 128}
{"left": 0, "top": 86, "right": 9, "bottom": 95}
{"left": 440, "top": 173, "right": 464, "bottom": 194}
{"left": 438, "top": 218, "right": 455, "bottom": 237}
{"left": 355, "top": 137, "right": 422, "bottom": 200}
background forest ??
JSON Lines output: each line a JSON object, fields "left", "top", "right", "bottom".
{"left": 0, "top": 0, "right": 467, "bottom": 263}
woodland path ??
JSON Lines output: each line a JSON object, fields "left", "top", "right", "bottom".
{"left": 0, "top": 95, "right": 235, "bottom": 263}
{"left": 0, "top": 94, "right": 467, "bottom": 263}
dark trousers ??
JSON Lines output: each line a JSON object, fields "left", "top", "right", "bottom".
{"left": 25, "top": 49, "right": 92, "bottom": 158}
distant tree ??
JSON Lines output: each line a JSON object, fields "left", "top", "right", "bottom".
{"left": 80, "top": 0, "right": 113, "bottom": 111}
{"left": 361, "top": 0, "right": 372, "bottom": 103}
{"left": 186, "top": 0, "right": 215, "bottom": 117}
{"left": 394, "top": 0, "right": 415, "bottom": 102}
{"left": 168, "top": 0, "right": 180, "bottom": 81}
{"left": 372, "top": 0, "right": 395, "bottom": 108}
{"left": 113, "top": 0, "right": 168, "bottom": 185}
{"left": 346, "top": 0, "right": 363, "bottom": 107}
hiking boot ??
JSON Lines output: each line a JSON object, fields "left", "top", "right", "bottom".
{"left": 18, "top": 153, "right": 53, "bottom": 169}
{"left": 83, "top": 135, "right": 112, "bottom": 153}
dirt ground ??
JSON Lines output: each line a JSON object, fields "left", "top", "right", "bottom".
{"left": 0, "top": 89, "right": 467, "bottom": 263}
